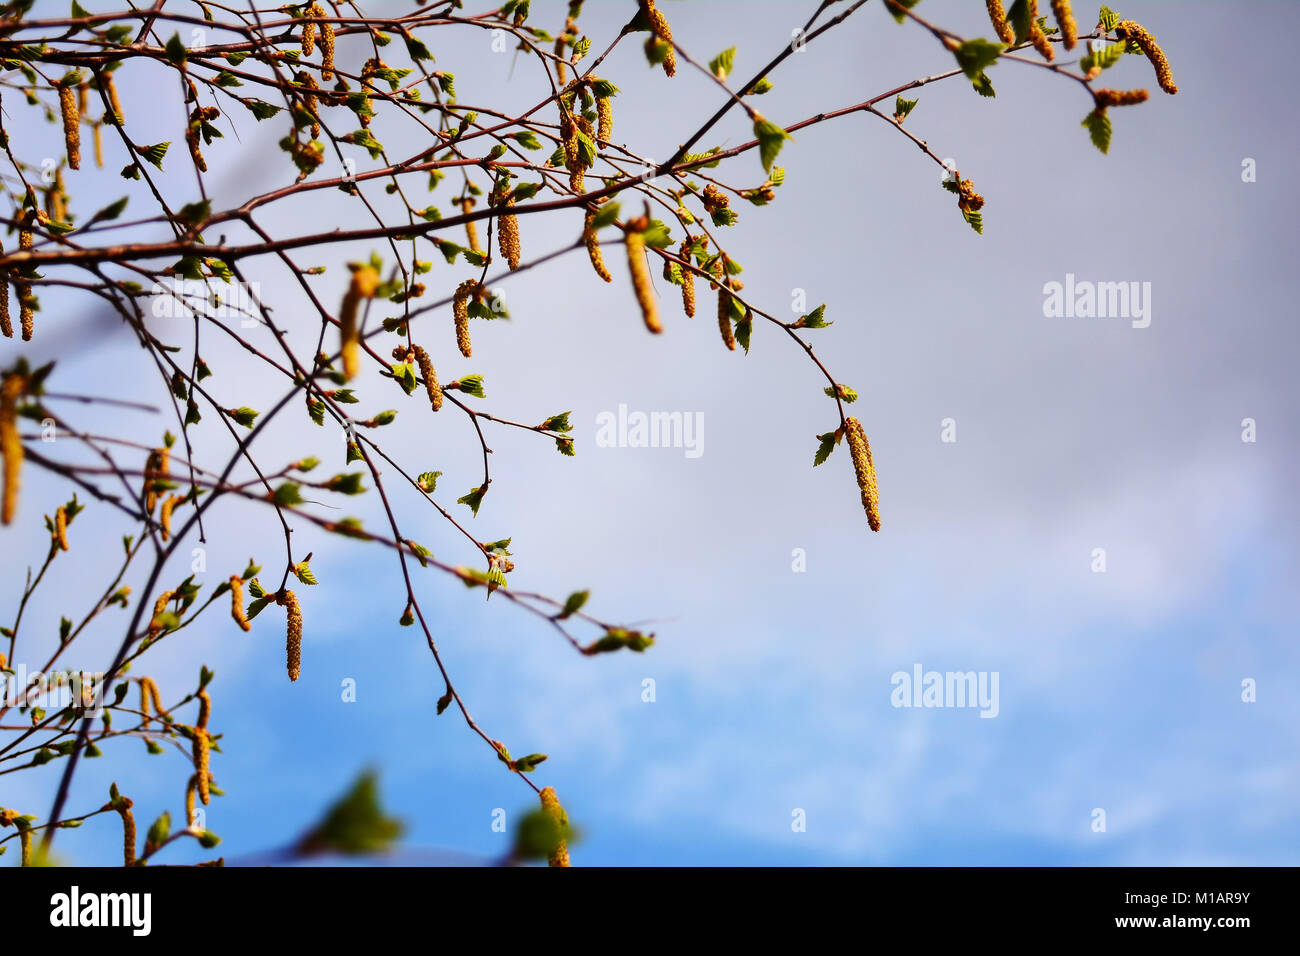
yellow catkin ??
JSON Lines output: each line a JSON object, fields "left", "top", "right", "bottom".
{"left": 584, "top": 209, "right": 611, "bottom": 282}
{"left": 54, "top": 505, "right": 69, "bottom": 551}
{"left": 625, "top": 232, "right": 661, "bottom": 334}
{"left": 678, "top": 241, "right": 695, "bottom": 318}
{"left": 985, "top": 0, "right": 1014, "bottom": 44}
{"left": 229, "top": 576, "right": 251, "bottom": 632}
{"left": 0, "top": 240, "right": 10, "bottom": 338}
{"left": 77, "top": 82, "right": 89, "bottom": 115}
{"left": 717, "top": 286, "right": 736, "bottom": 351}
{"left": 116, "top": 799, "right": 136, "bottom": 866}
{"left": 92, "top": 123, "right": 103, "bottom": 167}
{"left": 185, "top": 775, "right": 197, "bottom": 828}
{"left": 560, "top": 110, "right": 584, "bottom": 193}
{"left": 19, "top": 828, "right": 31, "bottom": 867}
{"left": 297, "top": 71, "right": 320, "bottom": 138}
{"left": 101, "top": 71, "right": 124, "bottom": 125}
{"left": 1050, "top": 0, "right": 1077, "bottom": 50}
{"left": 1025, "top": 0, "right": 1054, "bottom": 61}
{"left": 411, "top": 344, "right": 442, "bottom": 412}
{"left": 148, "top": 590, "right": 174, "bottom": 639}
{"left": 461, "top": 198, "right": 482, "bottom": 254}
{"left": 497, "top": 202, "right": 521, "bottom": 271}
{"left": 139, "top": 676, "right": 160, "bottom": 726}
{"left": 339, "top": 265, "right": 380, "bottom": 381}
{"left": 58, "top": 85, "right": 80, "bottom": 170}
{"left": 193, "top": 731, "right": 211, "bottom": 804}
{"left": 280, "top": 590, "right": 303, "bottom": 682}
{"left": 1116, "top": 20, "right": 1177, "bottom": 94}
{"left": 159, "top": 494, "right": 183, "bottom": 541}
{"left": 554, "top": 35, "right": 568, "bottom": 85}
{"left": 302, "top": 5, "right": 318, "bottom": 56}
{"left": 453, "top": 279, "right": 476, "bottom": 358}
{"left": 1094, "top": 88, "right": 1149, "bottom": 108}
{"left": 538, "top": 786, "right": 571, "bottom": 867}
{"left": 1, "top": 374, "right": 23, "bottom": 525}
{"left": 17, "top": 212, "right": 33, "bottom": 341}
{"left": 321, "top": 17, "right": 336, "bottom": 81}
{"left": 186, "top": 106, "right": 218, "bottom": 173}
{"left": 643, "top": 0, "right": 676, "bottom": 77}
{"left": 844, "top": 416, "right": 882, "bottom": 532}
{"left": 596, "top": 95, "right": 613, "bottom": 145}
{"left": 196, "top": 689, "right": 211, "bottom": 731}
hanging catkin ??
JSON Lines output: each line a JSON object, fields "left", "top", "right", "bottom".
{"left": 58, "top": 84, "right": 80, "bottom": 169}
{"left": 538, "top": 786, "right": 571, "bottom": 867}
{"left": 17, "top": 211, "right": 34, "bottom": 341}
{"left": 1025, "top": 0, "right": 1054, "bottom": 61}
{"left": 411, "top": 344, "right": 442, "bottom": 411}
{"left": 192, "top": 730, "right": 211, "bottom": 804}
{"left": 1115, "top": 20, "right": 1177, "bottom": 94}
{"left": 678, "top": 241, "right": 695, "bottom": 318}
{"left": 717, "top": 285, "right": 736, "bottom": 351}
{"left": 229, "top": 575, "right": 251, "bottom": 631}
{"left": 339, "top": 265, "right": 380, "bottom": 381}
{"left": 1, "top": 374, "right": 22, "bottom": 525}
{"left": 320, "top": 9, "right": 336, "bottom": 81}
{"left": 584, "top": 209, "right": 611, "bottom": 282}
{"left": 461, "top": 198, "right": 482, "bottom": 254}
{"left": 280, "top": 590, "right": 303, "bottom": 682}
{"left": 844, "top": 416, "right": 882, "bottom": 532}
{"left": 0, "top": 240, "right": 11, "bottom": 338}
{"left": 54, "top": 505, "right": 69, "bottom": 551}
{"left": 302, "top": 4, "right": 318, "bottom": 56}
{"left": 642, "top": 0, "right": 676, "bottom": 77}
{"left": 984, "top": 0, "right": 1014, "bottom": 43}
{"left": 495, "top": 188, "right": 521, "bottom": 271}
{"left": 114, "top": 797, "right": 136, "bottom": 866}
{"left": 596, "top": 94, "right": 613, "bottom": 145}
{"left": 453, "top": 278, "right": 476, "bottom": 357}
{"left": 1051, "top": 1, "right": 1077, "bottom": 50}
{"left": 625, "top": 232, "right": 661, "bottom": 334}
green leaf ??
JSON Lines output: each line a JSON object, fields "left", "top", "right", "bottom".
{"left": 813, "top": 432, "right": 836, "bottom": 467}
{"left": 454, "top": 374, "right": 485, "bottom": 398}
{"left": 709, "top": 46, "right": 736, "bottom": 81}
{"left": 230, "top": 406, "right": 259, "bottom": 429}
{"left": 164, "top": 32, "right": 188, "bottom": 65}
{"left": 753, "top": 117, "right": 791, "bottom": 173}
{"left": 458, "top": 485, "right": 487, "bottom": 517}
{"left": 541, "top": 411, "right": 572, "bottom": 433}
{"left": 1082, "top": 108, "right": 1112, "bottom": 154}
{"left": 971, "top": 72, "right": 996, "bottom": 97}
{"left": 952, "top": 38, "right": 1005, "bottom": 80}
{"left": 894, "top": 96, "right": 918, "bottom": 120}
{"left": 558, "top": 590, "right": 589, "bottom": 619}
{"left": 961, "top": 207, "right": 983, "bottom": 234}
{"left": 272, "top": 483, "right": 303, "bottom": 507}
{"left": 295, "top": 771, "right": 404, "bottom": 856}
{"left": 326, "top": 472, "right": 367, "bottom": 495}
{"left": 416, "top": 471, "right": 442, "bottom": 493}
{"left": 512, "top": 753, "right": 548, "bottom": 773}
{"left": 1099, "top": 6, "right": 1119, "bottom": 32}
{"left": 1079, "top": 40, "right": 1124, "bottom": 74}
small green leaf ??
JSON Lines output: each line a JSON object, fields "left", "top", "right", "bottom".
{"left": 753, "top": 117, "right": 791, "bottom": 173}
{"left": 952, "top": 38, "right": 1005, "bottom": 80}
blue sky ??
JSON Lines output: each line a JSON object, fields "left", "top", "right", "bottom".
{"left": 2, "top": 0, "right": 1298, "bottom": 865}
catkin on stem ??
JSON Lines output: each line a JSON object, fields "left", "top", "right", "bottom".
{"left": 185, "top": 775, "right": 198, "bottom": 828}
{"left": 625, "top": 232, "right": 661, "bottom": 334}
{"left": 159, "top": 494, "right": 183, "bottom": 541}
{"left": 321, "top": 16, "right": 336, "bottom": 81}
{"left": 596, "top": 95, "right": 613, "bottom": 145}
{"left": 461, "top": 198, "right": 482, "bottom": 254}
{"left": 1, "top": 374, "right": 23, "bottom": 525}
{"left": 1115, "top": 20, "right": 1177, "bottom": 94}
{"left": 54, "top": 505, "right": 69, "bottom": 551}
{"left": 844, "top": 416, "right": 882, "bottom": 532}
{"left": 192, "top": 731, "right": 211, "bottom": 804}
{"left": 1094, "top": 88, "right": 1149, "bottom": 108}
{"left": 339, "top": 265, "right": 380, "bottom": 381}
{"left": 280, "top": 590, "right": 303, "bottom": 682}
{"left": 497, "top": 201, "right": 521, "bottom": 271}
{"left": 19, "top": 827, "right": 31, "bottom": 866}
{"left": 302, "top": 4, "right": 318, "bottom": 56}
{"left": 1025, "top": 0, "right": 1054, "bottom": 61}
{"left": 717, "top": 286, "right": 736, "bottom": 351}
{"left": 196, "top": 689, "right": 211, "bottom": 732}
{"left": 985, "top": 0, "right": 1014, "bottom": 44}
{"left": 115, "top": 798, "right": 136, "bottom": 866}
{"left": 0, "top": 240, "right": 11, "bottom": 339}
{"left": 411, "top": 344, "right": 442, "bottom": 411}
{"left": 1051, "top": 0, "right": 1077, "bottom": 50}
{"left": 641, "top": 0, "right": 676, "bottom": 77}
{"left": 453, "top": 279, "right": 476, "bottom": 357}
{"left": 17, "top": 211, "right": 33, "bottom": 341}
{"left": 584, "top": 209, "right": 611, "bottom": 282}
{"left": 678, "top": 241, "right": 696, "bottom": 318}
{"left": 140, "top": 676, "right": 166, "bottom": 727}
{"left": 58, "top": 85, "right": 80, "bottom": 169}
{"left": 229, "top": 575, "right": 251, "bottom": 631}
{"left": 538, "top": 786, "right": 571, "bottom": 867}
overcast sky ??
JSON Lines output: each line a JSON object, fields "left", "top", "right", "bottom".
{"left": 3, "top": 0, "right": 1297, "bottom": 865}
